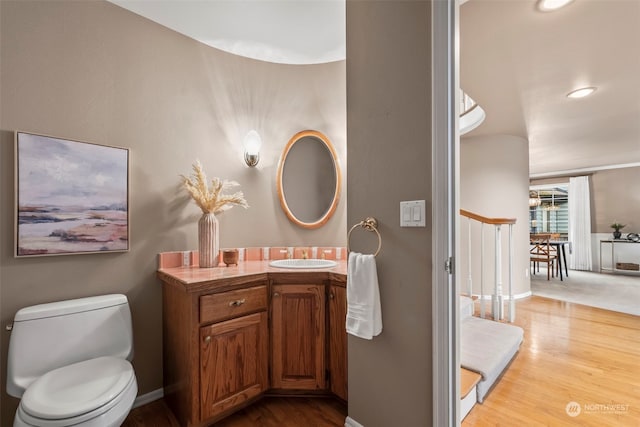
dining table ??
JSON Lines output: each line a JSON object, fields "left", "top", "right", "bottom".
{"left": 549, "top": 240, "right": 571, "bottom": 280}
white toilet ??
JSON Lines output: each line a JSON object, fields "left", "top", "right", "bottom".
{"left": 6, "top": 294, "right": 138, "bottom": 427}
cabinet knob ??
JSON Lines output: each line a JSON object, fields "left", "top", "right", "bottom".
{"left": 273, "top": 292, "right": 280, "bottom": 297}
{"left": 204, "top": 335, "right": 211, "bottom": 344}
{"left": 228, "top": 298, "right": 246, "bottom": 307}
{"left": 329, "top": 292, "right": 335, "bottom": 299}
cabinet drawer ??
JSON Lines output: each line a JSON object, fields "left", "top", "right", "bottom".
{"left": 200, "top": 285, "right": 267, "bottom": 324}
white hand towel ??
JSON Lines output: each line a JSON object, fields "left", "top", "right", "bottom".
{"left": 346, "top": 251, "right": 382, "bottom": 339}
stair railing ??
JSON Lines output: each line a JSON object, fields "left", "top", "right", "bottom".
{"left": 460, "top": 89, "right": 486, "bottom": 135}
{"left": 460, "top": 209, "right": 517, "bottom": 322}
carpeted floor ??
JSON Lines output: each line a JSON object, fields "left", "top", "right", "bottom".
{"left": 531, "top": 267, "right": 640, "bottom": 316}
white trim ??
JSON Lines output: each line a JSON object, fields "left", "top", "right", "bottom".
{"left": 530, "top": 162, "right": 640, "bottom": 179}
{"left": 459, "top": 104, "right": 485, "bottom": 135}
{"left": 530, "top": 183, "right": 569, "bottom": 190}
{"left": 345, "top": 416, "right": 365, "bottom": 427}
{"left": 460, "top": 386, "right": 476, "bottom": 420}
{"left": 432, "top": 0, "right": 459, "bottom": 426}
{"left": 132, "top": 388, "right": 164, "bottom": 409}
{"left": 474, "top": 291, "right": 532, "bottom": 300}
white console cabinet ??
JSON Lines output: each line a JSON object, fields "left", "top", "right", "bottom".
{"left": 599, "top": 240, "right": 640, "bottom": 275}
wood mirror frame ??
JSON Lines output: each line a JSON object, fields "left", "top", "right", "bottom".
{"left": 276, "top": 130, "right": 341, "bottom": 229}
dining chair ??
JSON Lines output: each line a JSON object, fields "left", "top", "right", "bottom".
{"left": 530, "top": 234, "right": 558, "bottom": 280}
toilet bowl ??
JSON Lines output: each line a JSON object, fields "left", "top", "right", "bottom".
{"left": 6, "top": 294, "right": 138, "bottom": 427}
{"left": 14, "top": 357, "right": 137, "bottom": 427}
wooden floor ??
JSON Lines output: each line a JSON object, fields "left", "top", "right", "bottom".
{"left": 124, "top": 296, "right": 639, "bottom": 426}
{"left": 122, "top": 396, "right": 347, "bottom": 427}
{"left": 463, "top": 295, "right": 640, "bottom": 426}
{"left": 121, "top": 399, "right": 180, "bottom": 427}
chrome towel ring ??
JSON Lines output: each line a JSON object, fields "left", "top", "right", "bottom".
{"left": 347, "top": 217, "right": 381, "bottom": 257}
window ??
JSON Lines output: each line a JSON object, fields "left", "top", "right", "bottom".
{"left": 529, "top": 185, "right": 569, "bottom": 239}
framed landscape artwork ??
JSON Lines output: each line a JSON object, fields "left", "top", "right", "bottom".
{"left": 15, "top": 132, "right": 129, "bottom": 257}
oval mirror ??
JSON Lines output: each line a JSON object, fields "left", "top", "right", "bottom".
{"left": 277, "top": 130, "right": 341, "bottom": 229}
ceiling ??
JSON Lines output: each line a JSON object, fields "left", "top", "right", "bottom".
{"left": 110, "top": 0, "right": 639, "bottom": 177}
{"left": 109, "top": 0, "right": 345, "bottom": 65}
{"left": 460, "top": 0, "right": 640, "bottom": 176}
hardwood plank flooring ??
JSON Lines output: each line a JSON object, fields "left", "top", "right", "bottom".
{"left": 122, "top": 396, "right": 347, "bottom": 427}
{"left": 121, "top": 398, "right": 180, "bottom": 427}
{"left": 213, "top": 396, "right": 347, "bottom": 427}
{"left": 124, "top": 296, "right": 639, "bottom": 426}
{"left": 463, "top": 296, "right": 640, "bottom": 426}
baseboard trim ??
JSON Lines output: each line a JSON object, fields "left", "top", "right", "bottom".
{"left": 133, "top": 388, "right": 164, "bottom": 408}
{"left": 345, "top": 416, "right": 365, "bottom": 427}
{"left": 474, "top": 291, "right": 532, "bottom": 300}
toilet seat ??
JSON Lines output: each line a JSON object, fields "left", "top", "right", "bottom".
{"left": 17, "top": 356, "right": 136, "bottom": 427}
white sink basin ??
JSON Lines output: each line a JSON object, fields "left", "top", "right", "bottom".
{"left": 269, "top": 259, "right": 338, "bottom": 269}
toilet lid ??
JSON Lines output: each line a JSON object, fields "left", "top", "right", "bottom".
{"left": 21, "top": 356, "right": 134, "bottom": 420}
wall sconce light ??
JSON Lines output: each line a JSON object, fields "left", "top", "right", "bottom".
{"left": 243, "top": 130, "right": 262, "bottom": 167}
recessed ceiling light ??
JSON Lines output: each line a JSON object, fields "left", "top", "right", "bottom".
{"left": 538, "top": 0, "right": 574, "bottom": 12}
{"left": 567, "top": 87, "right": 597, "bottom": 98}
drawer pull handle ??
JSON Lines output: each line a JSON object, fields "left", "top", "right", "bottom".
{"left": 229, "top": 299, "right": 246, "bottom": 307}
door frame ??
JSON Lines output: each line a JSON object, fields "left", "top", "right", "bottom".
{"left": 432, "top": 0, "right": 460, "bottom": 426}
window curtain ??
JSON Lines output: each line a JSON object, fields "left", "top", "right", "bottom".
{"left": 568, "top": 176, "right": 592, "bottom": 270}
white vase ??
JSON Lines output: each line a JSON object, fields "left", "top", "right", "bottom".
{"left": 198, "top": 213, "right": 219, "bottom": 268}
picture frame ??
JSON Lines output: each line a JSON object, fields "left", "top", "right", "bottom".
{"left": 15, "top": 132, "right": 130, "bottom": 257}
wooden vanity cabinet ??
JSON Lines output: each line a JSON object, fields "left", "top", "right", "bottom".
{"left": 328, "top": 282, "right": 348, "bottom": 401}
{"left": 199, "top": 285, "right": 269, "bottom": 421}
{"left": 160, "top": 269, "right": 348, "bottom": 426}
{"left": 270, "top": 282, "right": 326, "bottom": 390}
{"left": 162, "top": 278, "right": 269, "bottom": 427}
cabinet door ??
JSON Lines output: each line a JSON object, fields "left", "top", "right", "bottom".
{"left": 328, "top": 284, "right": 348, "bottom": 400}
{"left": 271, "top": 283, "right": 326, "bottom": 390}
{"left": 200, "top": 311, "right": 268, "bottom": 421}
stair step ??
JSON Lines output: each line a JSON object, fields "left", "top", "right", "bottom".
{"left": 461, "top": 367, "right": 481, "bottom": 399}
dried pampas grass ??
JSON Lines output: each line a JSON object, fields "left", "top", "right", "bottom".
{"left": 181, "top": 160, "right": 249, "bottom": 214}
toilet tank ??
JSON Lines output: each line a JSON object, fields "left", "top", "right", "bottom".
{"left": 6, "top": 294, "right": 133, "bottom": 398}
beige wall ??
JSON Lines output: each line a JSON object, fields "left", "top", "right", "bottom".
{"left": 460, "top": 135, "right": 531, "bottom": 297}
{"left": 530, "top": 166, "right": 640, "bottom": 234}
{"left": 588, "top": 167, "right": 639, "bottom": 234}
{"left": 346, "top": 2, "right": 433, "bottom": 425}
{"left": 0, "top": 1, "right": 346, "bottom": 422}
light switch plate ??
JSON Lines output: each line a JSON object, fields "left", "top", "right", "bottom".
{"left": 400, "top": 200, "right": 426, "bottom": 227}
